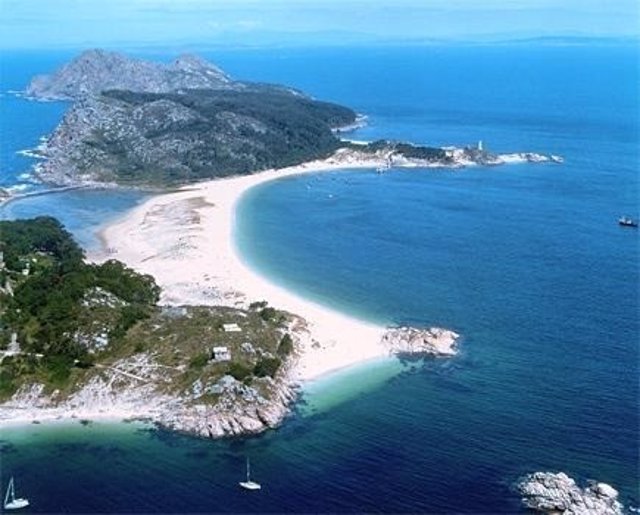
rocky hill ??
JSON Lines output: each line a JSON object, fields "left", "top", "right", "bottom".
{"left": 23, "top": 49, "right": 558, "bottom": 190}
{"left": 25, "top": 49, "right": 236, "bottom": 100}
{"left": 36, "top": 87, "right": 356, "bottom": 186}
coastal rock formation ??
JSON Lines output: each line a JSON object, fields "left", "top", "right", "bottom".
{"left": 517, "top": 472, "right": 624, "bottom": 515}
{"left": 381, "top": 327, "right": 460, "bottom": 356}
{"left": 35, "top": 87, "right": 356, "bottom": 186}
{"left": 159, "top": 375, "right": 297, "bottom": 438}
{"left": 333, "top": 141, "right": 560, "bottom": 170}
{"left": 25, "top": 49, "right": 235, "bottom": 100}
{"left": 0, "top": 354, "right": 297, "bottom": 439}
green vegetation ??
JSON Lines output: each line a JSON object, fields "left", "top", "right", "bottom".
{"left": 0, "top": 217, "right": 295, "bottom": 405}
{"left": 188, "top": 353, "right": 209, "bottom": 370}
{"left": 254, "top": 357, "right": 282, "bottom": 378}
{"left": 259, "top": 306, "right": 278, "bottom": 321}
{"left": 277, "top": 333, "right": 294, "bottom": 357}
{"left": 118, "top": 305, "right": 292, "bottom": 397}
{"left": 344, "top": 139, "right": 450, "bottom": 162}
{"left": 0, "top": 217, "right": 159, "bottom": 397}
{"left": 228, "top": 362, "right": 253, "bottom": 381}
{"left": 66, "top": 88, "right": 356, "bottom": 187}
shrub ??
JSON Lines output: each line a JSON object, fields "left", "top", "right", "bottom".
{"left": 44, "top": 355, "right": 73, "bottom": 387}
{"left": 277, "top": 333, "right": 294, "bottom": 357}
{"left": 249, "top": 300, "right": 268, "bottom": 310}
{"left": 259, "top": 307, "right": 277, "bottom": 322}
{"left": 189, "top": 353, "right": 209, "bottom": 370}
{"left": 228, "top": 362, "right": 252, "bottom": 381}
{"left": 75, "top": 356, "right": 95, "bottom": 369}
{"left": 253, "top": 357, "right": 281, "bottom": 378}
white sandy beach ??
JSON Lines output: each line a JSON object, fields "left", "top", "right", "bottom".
{"left": 93, "top": 156, "right": 393, "bottom": 382}
{"left": 1, "top": 153, "right": 463, "bottom": 428}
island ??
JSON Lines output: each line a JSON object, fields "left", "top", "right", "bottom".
{"left": 20, "top": 49, "right": 560, "bottom": 190}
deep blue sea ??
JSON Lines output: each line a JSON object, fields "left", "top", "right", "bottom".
{"left": 1, "top": 45, "right": 638, "bottom": 513}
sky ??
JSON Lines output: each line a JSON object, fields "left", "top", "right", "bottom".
{"left": 0, "top": 0, "right": 638, "bottom": 50}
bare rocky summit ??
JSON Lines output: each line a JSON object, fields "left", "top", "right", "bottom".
{"left": 25, "top": 49, "right": 235, "bottom": 100}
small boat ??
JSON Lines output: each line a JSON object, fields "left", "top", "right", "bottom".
{"left": 4, "top": 477, "right": 29, "bottom": 510}
{"left": 618, "top": 216, "right": 638, "bottom": 228}
{"left": 239, "top": 458, "right": 261, "bottom": 491}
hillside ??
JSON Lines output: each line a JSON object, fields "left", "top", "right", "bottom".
{"left": 36, "top": 87, "right": 356, "bottom": 186}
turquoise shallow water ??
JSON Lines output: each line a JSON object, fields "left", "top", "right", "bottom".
{"left": 1, "top": 45, "right": 638, "bottom": 513}
{"left": 0, "top": 189, "right": 148, "bottom": 250}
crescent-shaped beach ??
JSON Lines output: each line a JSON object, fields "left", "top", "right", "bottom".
{"left": 94, "top": 157, "right": 393, "bottom": 382}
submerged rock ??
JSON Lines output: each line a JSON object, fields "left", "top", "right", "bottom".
{"left": 517, "top": 472, "right": 624, "bottom": 515}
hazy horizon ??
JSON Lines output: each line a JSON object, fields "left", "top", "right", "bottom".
{"left": 0, "top": 0, "right": 637, "bottom": 50}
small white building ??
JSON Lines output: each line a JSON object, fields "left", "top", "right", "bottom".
{"left": 211, "top": 346, "right": 231, "bottom": 362}
{"left": 222, "top": 323, "right": 241, "bottom": 333}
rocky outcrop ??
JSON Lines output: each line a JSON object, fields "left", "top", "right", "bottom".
{"left": 0, "top": 353, "right": 298, "bottom": 439}
{"left": 381, "top": 326, "right": 460, "bottom": 356}
{"left": 333, "top": 141, "right": 560, "bottom": 170}
{"left": 159, "top": 375, "right": 297, "bottom": 438}
{"left": 25, "top": 49, "right": 235, "bottom": 101}
{"left": 517, "top": 472, "right": 624, "bottom": 515}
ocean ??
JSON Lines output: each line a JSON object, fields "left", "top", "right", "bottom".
{"left": 1, "top": 44, "right": 638, "bottom": 513}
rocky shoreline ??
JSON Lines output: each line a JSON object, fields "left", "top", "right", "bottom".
{"left": 0, "top": 326, "right": 460, "bottom": 438}
{"left": 30, "top": 143, "right": 561, "bottom": 192}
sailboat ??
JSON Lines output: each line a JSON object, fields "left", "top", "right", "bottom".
{"left": 239, "top": 458, "right": 261, "bottom": 491}
{"left": 4, "top": 477, "right": 29, "bottom": 510}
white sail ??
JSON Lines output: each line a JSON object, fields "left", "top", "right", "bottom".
{"left": 239, "top": 458, "right": 261, "bottom": 491}
{"left": 4, "top": 477, "right": 29, "bottom": 510}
